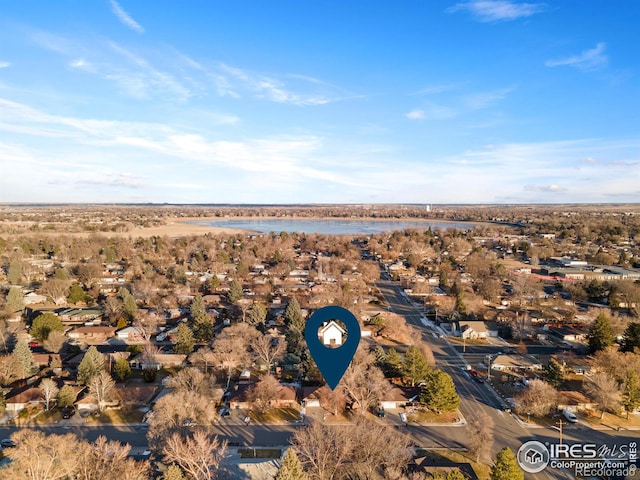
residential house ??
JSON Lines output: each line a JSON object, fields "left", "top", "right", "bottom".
{"left": 23, "top": 291, "right": 48, "bottom": 305}
{"left": 5, "top": 386, "right": 44, "bottom": 412}
{"left": 557, "top": 390, "right": 597, "bottom": 413}
{"left": 129, "top": 353, "right": 186, "bottom": 370}
{"left": 379, "top": 385, "right": 416, "bottom": 410}
{"left": 229, "top": 382, "right": 297, "bottom": 410}
{"left": 32, "top": 353, "right": 62, "bottom": 369}
{"left": 460, "top": 321, "right": 488, "bottom": 340}
{"left": 57, "top": 308, "right": 103, "bottom": 326}
{"left": 491, "top": 354, "right": 543, "bottom": 372}
{"left": 115, "top": 326, "right": 146, "bottom": 344}
{"left": 67, "top": 326, "right": 117, "bottom": 342}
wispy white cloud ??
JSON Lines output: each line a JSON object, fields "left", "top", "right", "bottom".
{"left": 0, "top": 62, "right": 10, "bottom": 69}
{"left": 524, "top": 184, "right": 567, "bottom": 193}
{"left": 109, "top": 0, "right": 145, "bottom": 34}
{"left": 447, "top": 1, "right": 546, "bottom": 22}
{"left": 413, "top": 83, "right": 462, "bottom": 96}
{"left": 405, "top": 109, "right": 425, "bottom": 120}
{"left": 545, "top": 43, "right": 608, "bottom": 72}
{"left": 462, "top": 86, "right": 515, "bottom": 109}
{"left": 405, "top": 86, "right": 513, "bottom": 120}
{"left": 218, "top": 62, "right": 339, "bottom": 106}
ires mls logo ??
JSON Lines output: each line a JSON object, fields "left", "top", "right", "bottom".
{"left": 518, "top": 440, "right": 638, "bottom": 477}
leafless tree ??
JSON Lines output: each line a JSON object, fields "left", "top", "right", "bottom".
{"left": 147, "top": 389, "right": 217, "bottom": 449}
{"left": 468, "top": 411, "right": 494, "bottom": 463}
{"left": 89, "top": 370, "right": 116, "bottom": 412}
{"left": 212, "top": 323, "right": 258, "bottom": 388}
{"left": 251, "top": 334, "right": 285, "bottom": 372}
{"left": 40, "top": 378, "right": 59, "bottom": 411}
{"left": 137, "top": 311, "right": 162, "bottom": 342}
{"left": 341, "top": 348, "right": 390, "bottom": 415}
{"left": 4, "top": 430, "right": 81, "bottom": 479}
{"left": 585, "top": 372, "right": 621, "bottom": 419}
{"left": 76, "top": 435, "right": 151, "bottom": 480}
{"left": 40, "top": 278, "right": 70, "bottom": 305}
{"left": 190, "top": 347, "right": 216, "bottom": 374}
{"left": 515, "top": 379, "right": 558, "bottom": 418}
{"left": 167, "top": 367, "right": 207, "bottom": 395}
{"left": 43, "top": 330, "right": 66, "bottom": 353}
{"left": 162, "top": 431, "right": 227, "bottom": 480}
{"left": 319, "top": 388, "right": 347, "bottom": 416}
{"left": 292, "top": 422, "right": 354, "bottom": 480}
{"left": 349, "top": 418, "right": 413, "bottom": 479}
{"left": 247, "top": 374, "right": 281, "bottom": 413}
{"left": 0, "top": 353, "right": 20, "bottom": 385}
{"left": 76, "top": 262, "right": 103, "bottom": 288}
{"left": 103, "top": 296, "right": 123, "bottom": 323}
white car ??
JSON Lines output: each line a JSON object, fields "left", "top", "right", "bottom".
{"left": 562, "top": 409, "right": 578, "bottom": 423}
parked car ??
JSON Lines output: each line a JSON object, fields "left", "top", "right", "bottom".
{"left": 61, "top": 408, "right": 75, "bottom": 419}
{"left": 562, "top": 409, "right": 578, "bottom": 423}
{"left": 1, "top": 439, "right": 16, "bottom": 448}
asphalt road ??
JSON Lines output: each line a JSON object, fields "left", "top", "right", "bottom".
{"left": 375, "top": 277, "right": 640, "bottom": 480}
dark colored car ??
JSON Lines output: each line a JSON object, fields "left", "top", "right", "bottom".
{"left": 62, "top": 408, "right": 75, "bottom": 419}
{"left": 1, "top": 439, "right": 16, "bottom": 448}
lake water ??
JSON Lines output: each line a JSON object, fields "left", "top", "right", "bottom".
{"left": 190, "top": 219, "right": 478, "bottom": 235}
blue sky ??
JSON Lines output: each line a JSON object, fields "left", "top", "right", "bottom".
{"left": 0, "top": 1, "right": 638, "bottom": 204}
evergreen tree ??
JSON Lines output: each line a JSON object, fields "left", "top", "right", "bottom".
{"left": 439, "top": 270, "right": 448, "bottom": 289}
{"left": 13, "top": 340, "right": 36, "bottom": 379}
{"left": 6, "top": 286, "right": 25, "bottom": 313}
{"left": 113, "top": 357, "right": 131, "bottom": 382}
{"left": 247, "top": 302, "right": 268, "bottom": 328}
{"left": 209, "top": 274, "right": 221, "bottom": 291}
{"left": 420, "top": 369, "right": 459, "bottom": 413}
{"left": 190, "top": 295, "right": 206, "bottom": 320}
{"left": 7, "top": 260, "right": 22, "bottom": 285}
{"left": 275, "top": 449, "right": 308, "bottom": 480}
{"left": 228, "top": 279, "right": 243, "bottom": 303}
{"left": 446, "top": 471, "right": 466, "bottom": 480}
{"left": 383, "top": 348, "right": 403, "bottom": 378}
{"left": 491, "top": 447, "right": 524, "bottom": 480}
{"left": 454, "top": 291, "right": 467, "bottom": 316}
{"left": 284, "top": 297, "right": 305, "bottom": 332}
{"left": 57, "top": 384, "right": 77, "bottom": 408}
{"left": 123, "top": 294, "right": 138, "bottom": 321}
{"left": 621, "top": 322, "right": 640, "bottom": 353}
{"left": 403, "top": 345, "right": 431, "bottom": 386}
{"left": 543, "top": 358, "right": 564, "bottom": 387}
{"left": 30, "top": 312, "right": 64, "bottom": 341}
{"left": 588, "top": 313, "right": 615, "bottom": 353}
{"left": 163, "top": 465, "right": 185, "bottom": 480}
{"left": 622, "top": 370, "right": 640, "bottom": 419}
{"left": 77, "top": 346, "right": 105, "bottom": 385}
{"left": 190, "top": 295, "right": 213, "bottom": 341}
{"left": 67, "top": 283, "right": 87, "bottom": 304}
{"left": 173, "top": 323, "right": 194, "bottom": 355}
{"left": 0, "top": 389, "right": 5, "bottom": 413}
{"left": 373, "top": 345, "right": 386, "bottom": 368}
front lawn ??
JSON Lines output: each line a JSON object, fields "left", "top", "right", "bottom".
{"left": 407, "top": 409, "right": 460, "bottom": 424}
{"left": 249, "top": 408, "right": 300, "bottom": 423}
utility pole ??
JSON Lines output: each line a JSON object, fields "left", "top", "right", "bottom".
{"left": 557, "top": 418, "right": 564, "bottom": 444}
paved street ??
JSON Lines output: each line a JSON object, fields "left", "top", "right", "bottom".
{"left": 2, "top": 274, "right": 638, "bottom": 480}
{"left": 375, "top": 276, "right": 640, "bottom": 479}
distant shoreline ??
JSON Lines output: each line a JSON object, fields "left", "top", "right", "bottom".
{"left": 0, "top": 216, "right": 504, "bottom": 239}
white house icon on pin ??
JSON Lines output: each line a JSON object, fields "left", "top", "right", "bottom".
{"left": 318, "top": 320, "right": 346, "bottom": 347}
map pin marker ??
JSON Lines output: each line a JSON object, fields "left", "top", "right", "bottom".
{"left": 305, "top": 305, "right": 360, "bottom": 390}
